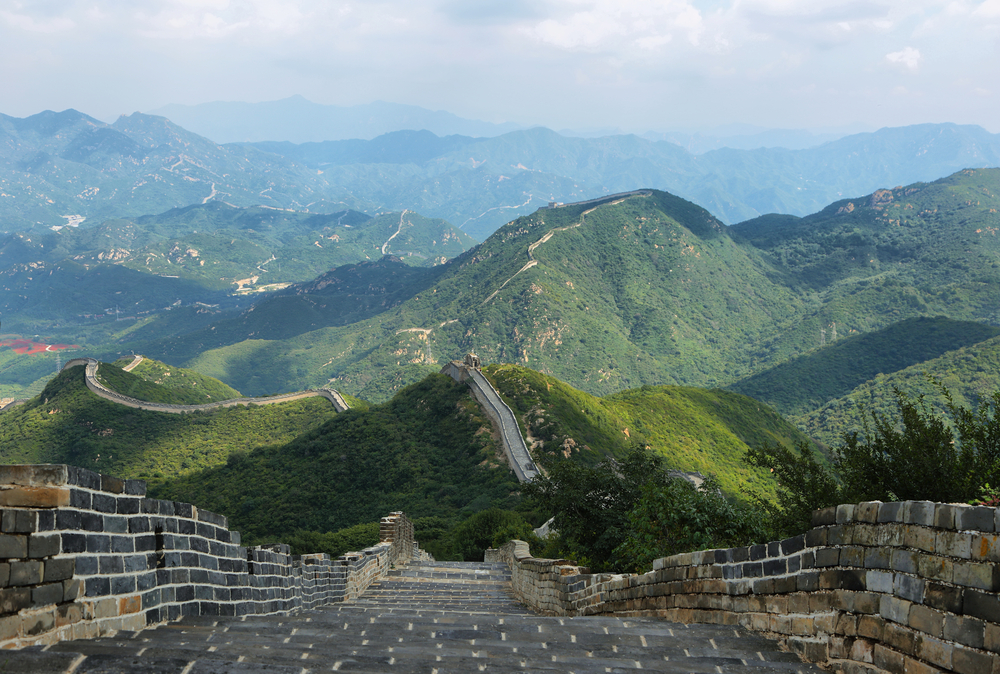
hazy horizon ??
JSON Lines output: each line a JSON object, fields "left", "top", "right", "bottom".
{"left": 1, "top": 1, "right": 998, "bottom": 135}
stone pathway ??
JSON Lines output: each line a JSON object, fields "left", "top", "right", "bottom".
{"left": 0, "top": 561, "right": 823, "bottom": 673}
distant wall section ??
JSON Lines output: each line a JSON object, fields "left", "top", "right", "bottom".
{"left": 442, "top": 357, "right": 539, "bottom": 482}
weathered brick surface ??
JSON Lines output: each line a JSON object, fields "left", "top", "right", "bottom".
{"left": 0, "top": 465, "right": 427, "bottom": 650}
{"left": 492, "top": 498, "right": 1000, "bottom": 674}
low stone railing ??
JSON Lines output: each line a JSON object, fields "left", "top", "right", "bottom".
{"left": 0, "top": 464, "right": 423, "bottom": 649}
{"left": 488, "top": 500, "right": 1000, "bottom": 674}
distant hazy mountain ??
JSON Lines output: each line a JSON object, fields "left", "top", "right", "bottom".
{"left": 148, "top": 96, "right": 527, "bottom": 144}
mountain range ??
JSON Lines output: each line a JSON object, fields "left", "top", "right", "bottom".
{"left": 3, "top": 107, "right": 1000, "bottom": 239}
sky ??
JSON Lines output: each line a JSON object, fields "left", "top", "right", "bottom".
{"left": 1, "top": 0, "right": 998, "bottom": 134}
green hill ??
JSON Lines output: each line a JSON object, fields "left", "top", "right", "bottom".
{"left": 147, "top": 364, "right": 809, "bottom": 544}
{"left": 793, "top": 335, "right": 1000, "bottom": 447}
{"left": 101, "top": 357, "right": 242, "bottom": 404}
{"left": 132, "top": 171, "right": 1000, "bottom": 407}
{"left": 148, "top": 373, "right": 519, "bottom": 543}
{"left": 483, "top": 364, "right": 809, "bottom": 499}
{"left": 0, "top": 364, "right": 340, "bottom": 480}
{"left": 727, "top": 317, "right": 1000, "bottom": 417}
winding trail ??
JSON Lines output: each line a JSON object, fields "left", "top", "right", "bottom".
{"left": 482, "top": 191, "right": 650, "bottom": 305}
{"left": 121, "top": 354, "right": 143, "bottom": 372}
{"left": 381, "top": 209, "right": 408, "bottom": 255}
{"left": 0, "top": 358, "right": 350, "bottom": 415}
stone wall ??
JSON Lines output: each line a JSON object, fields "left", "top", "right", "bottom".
{"left": 489, "top": 500, "right": 1000, "bottom": 674}
{"left": 0, "top": 464, "right": 421, "bottom": 649}
{"left": 441, "top": 360, "right": 540, "bottom": 482}
{"left": 59, "top": 358, "right": 351, "bottom": 413}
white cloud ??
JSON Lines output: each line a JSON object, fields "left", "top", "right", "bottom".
{"left": 885, "top": 45, "right": 922, "bottom": 69}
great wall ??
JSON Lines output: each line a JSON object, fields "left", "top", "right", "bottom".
{"left": 0, "top": 355, "right": 997, "bottom": 672}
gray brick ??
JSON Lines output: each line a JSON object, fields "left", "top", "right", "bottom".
{"left": 815, "top": 548, "right": 840, "bottom": 567}
{"left": 924, "top": 581, "right": 963, "bottom": 613}
{"left": 944, "top": 614, "right": 985, "bottom": 649}
{"left": 27, "top": 534, "right": 60, "bottom": 558}
{"left": 904, "top": 501, "right": 936, "bottom": 526}
{"left": 812, "top": 506, "right": 837, "bottom": 526}
{"left": 43, "top": 557, "right": 74, "bottom": 582}
{"left": 836, "top": 504, "right": 856, "bottom": 524}
{"left": 9, "top": 560, "right": 42, "bottom": 586}
{"left": 878, "top": 501, "right": 904, "bottom": 523}
{"left": 30, "top": 582, "right": 63, "bottom": 608}
{"left": 891, "top": 549, "right": 918, "bottom": 574}
{"left": 934, "top": 503, "right": 959, "bottom": 529}
{"left": 879, "top": 595, "right": 911, "bottom": 623}
{"left": 956, "top": 506, "right": 996, "bottom": 532}
{"left": 0, "top": 587, "right": 30, "bottom": 614}
{"left": 865, "top": 547, "right": 892, "bottom": 569}
{"left": 867, "top": 570, "right": 894, "bottom": 594}
{"left": 893, "top": 574, "right": 925, "bottom": 603}
{"left": 952, "top": 644, "right": 994, "bottom": 674}
{"left": 1, "top": 510, "right": 37, "bottom": 533}
{"left": 0, "top": 534, "right": 26, "bottom": 559}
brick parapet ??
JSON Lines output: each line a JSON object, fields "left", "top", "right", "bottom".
{"left": 0, "top": 465, "right": 424, "bottom": 650}
{"left": 492, "top": 500, "right": 1000, "bottom": 674}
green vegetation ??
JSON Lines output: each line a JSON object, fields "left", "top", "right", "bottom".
{"left": 747, "top": 386, "right": 1000, "bottom": 537}
{"left": 727, "top": 317, "right": 1000, "bottom": 417}
{"left": 794, "top": 336, "right": 1000, "bottom": 447}
{"left": 524, "top": 449, "right": 765, "bottom": 573}
{"left": 101, "top": 357, "right": 242, "bottom": 404}
{"left": 483, "top": 364, "right": 809, "bottom": 499}
{"left": 0, "top": 364, "right": 340, "bottom": 480}
{"left": 148, "top": 374, "right": 522, "bottom": 545}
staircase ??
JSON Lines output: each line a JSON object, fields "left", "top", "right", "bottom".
{"left": 0, "top": 561, "right": 823, "bottom": 673}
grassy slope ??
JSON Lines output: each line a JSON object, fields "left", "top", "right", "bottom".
{"left": 102, "top": 357, "right": 242, "bottom": 404}
{"left": 483, "top": 364, "right": 808, "bottom": 499}
{"left": 0, "top": 364, "right": 340, "bottom": 480}
{"left": 794, "top": 336, "right": 1000, "bottom": 448}
{"left": 148, "top": 373, "right": 519, "bottom": 544}
{"left": 726, "top": 317, "right": 1000, "bottom": 416}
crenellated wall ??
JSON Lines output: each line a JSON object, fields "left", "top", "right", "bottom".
{"left": 0, "top": 464, "right": 424, "bottom": 649}
{"left": 489, "top": 500, "right": 1000, "bottom": 674}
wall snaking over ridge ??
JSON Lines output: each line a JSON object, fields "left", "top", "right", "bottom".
{"left": 489, "top": 500, "right": 1000, "bottom": 674}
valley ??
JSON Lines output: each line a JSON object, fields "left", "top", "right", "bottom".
{"left": 1, "top": 106, "right": 999, "bottom": 571}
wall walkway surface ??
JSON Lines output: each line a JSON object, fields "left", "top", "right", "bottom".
{"left": 488, "top": 500, "right": 1000, "bottom": 674}
{"left": 0, "top": 464, "right": 424, "bottom": 649}
{"left": 60, "top": 358, "right": 351, "bottom": 413}
{"left": 441, "top": 360, "right": 540, "bottom": 482}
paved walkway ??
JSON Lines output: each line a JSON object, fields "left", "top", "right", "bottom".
{"left": 0, "top": 561, "right": 822, "bottom": 673}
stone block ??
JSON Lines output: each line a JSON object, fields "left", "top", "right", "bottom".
{"left": 859, "top": 615, "right": 885, "bottom": 639}
{"left": 865, "top": 547, "right": 892, "bottom": 569}
{"left": 972, "top": 534, "right": 1000, "bottom": 563}
{"left": 805, "top": 528, "right": 827, "bottom": 548}
{"left": 893, "top": 574, "right": 925, "bottom": 603}
{"left": 988, "top": 623, "right": 1000, "bottom": 654}
{"left": 28, "top": 534, "right": 60, "bottom": 558}
{"left": 780, "top": 535, "right": 805, "bottom": 555}
{"left": 43, "top": 557, "right": 74, "bottom": 583}
{"left": 904, "top": 501, "right": 936, "bottom": 527}
{"left": 0, "top": 534, "right": 27, "bottom": 559}
{"left": 873, "top": 643, "right": 905, "bottom": 674}
{"left": 815, "top": 548, "right": 840, "bottom": 567}
{"left": 22, "top": 608, "right": 55, "bottom": 636}
{"left": 883, "top": 621, "right": 917, "bottom": 655}
{"left": 891, "top": 549, "right": 919, "bottom": 574}
{"left": 9, "top": 560, "right": 42, "bottom": 586}
{"left": 908, "top": 604, "right": 943, "bottom": 637}
{"left": 840, "top": 546, "right": 865, "bottom": 567}
{"left": 0, "top": 465, "right": 68, "bottom": 487}
{"left": 813, "top": 507, "right": 837, "bottom": 527}
{"left": 857, "top": 501, "right": 882, "bottom": 523}
{"left": 952, "top": 644, "right": 994, "bottom": 674}
{"left": 965, "top": 590, "right": 1000, "bottom": 623}
{"left": 935, "top": 503, "right": 960, "bottom": 530}
{"left": 923, "top": 581, "right": 963, "bottom": 614}
{"left": 31, "top": 582, "right": 64, "bottom": 608}
{"left": 937, "top": 530, "right": 973, "bottom": 559}
{"left": 880, "top": 595, "right": 912, "bottom": 624}
{"left": 954, "top": 560, "right": 1000, "bottom": 591}
{"left": 916, "top": 634, "right": 953, "bottom": 670}
{"left": 878, "top": 502, "right": 905, "bottom": 523}
{"left": 1, "top": 510, "right": 37, "bottom": 534}
{"left": 837, "top": 504, "right": 856, "bottom": 524}
{"left": 944, "top": 615, "right": 986, "bottom": 649}
{"left": 957, "top": 506, "right": 996, "bottom": 533}
{"left": 0, "top": 486, "right": 70, "bottom": 508}
{"left": 829, "top": 525, "right": 854, "bottom": 545}
{"left": 904, "top": 525, "right": 936, "bottom": 553}
{"left": 867, "top": 570, "right": 895, "bottom": 594}
{"left": 101, "top": 474, "right": 125, "bottom": 494}
{"left": 0, "top": 587, "right": 30, "bottom": 614}
{"left": 917, "top": 554, "right": 953, "bottom": 583}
